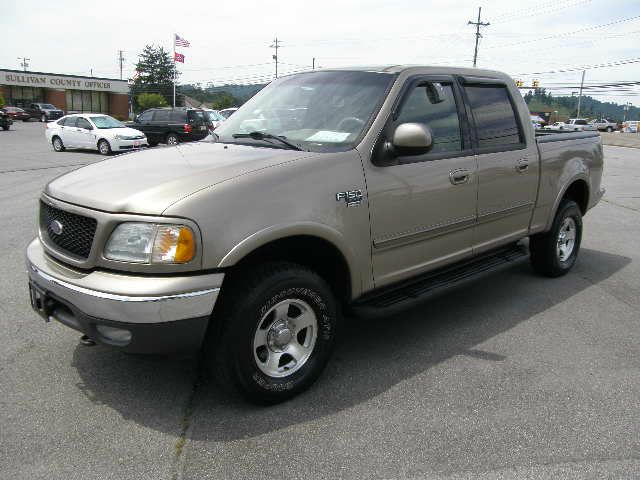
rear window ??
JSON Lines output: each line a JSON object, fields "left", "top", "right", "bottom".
{"left": 187, "top": 111, "right": 205, "bottom": 123}
{"left": 464, "top": 85, "right": 523, "bottom": 149}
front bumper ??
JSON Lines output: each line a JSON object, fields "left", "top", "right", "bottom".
{"left": 112, "top": 138, "right": 149, "bottom": 151}
{"left": 26, "top": 238, "right": 223, "bottom": 353}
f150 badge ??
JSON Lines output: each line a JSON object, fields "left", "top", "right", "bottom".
{"left": 336, "top": 190, "right": 363, "bottom": 207}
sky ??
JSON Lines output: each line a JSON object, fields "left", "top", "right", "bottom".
{"left": 2, "top": 0, "right": 639, "bottom": 105}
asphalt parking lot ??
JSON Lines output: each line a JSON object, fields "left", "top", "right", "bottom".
{"left": 1, "top": 121, "right": 639, "bottom": 479}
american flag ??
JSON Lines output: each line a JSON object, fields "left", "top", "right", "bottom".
{"left": 175, "top": 34, "right": 190, "bottom": 47}
{"left": 174, "top": 52, "right": 185, "bottom": 63}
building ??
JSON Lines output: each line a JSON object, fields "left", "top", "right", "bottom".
{"left": 0, "top": 69, "right": 129, "bottom": 119}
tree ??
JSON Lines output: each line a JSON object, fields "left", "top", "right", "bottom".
{"left": 131, "top": 44, "right": 178, "bottom": 110}
{"left": 0, "top": 91, "right": 5, "bottom": 108}
{"left": 137, "top": 93, "right": 168, "bottom": 110}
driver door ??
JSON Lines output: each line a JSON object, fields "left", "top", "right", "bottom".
{"left": 364, "top": 77, "right": 478, "bottom": 288}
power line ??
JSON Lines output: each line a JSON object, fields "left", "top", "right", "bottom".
{"left": 468, "top": 7, "right": 490, "bottom": 68}
{"left": 17, "top": 57, "right": 30, "bottom": 71}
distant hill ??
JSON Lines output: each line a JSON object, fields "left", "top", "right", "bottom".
{"left": 178, "top": 83, "right": 266, "bottom": 109}
{"left": 524, "top": 89, "right": 638, "bottom": 122}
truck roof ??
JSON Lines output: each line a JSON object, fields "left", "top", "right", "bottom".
{"left": 311, "top": 65, "right": 511, "bottom": 80}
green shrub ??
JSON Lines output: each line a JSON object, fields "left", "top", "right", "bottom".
{"left": 137, "top": 93, "right": 168, "bottom": 110}
{"left": 0, "top": 92, "right": 5, "bottom": 108}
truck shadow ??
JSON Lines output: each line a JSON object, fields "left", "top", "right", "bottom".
{"left": 70, "top": 248, "right": 631, "bottom": 441}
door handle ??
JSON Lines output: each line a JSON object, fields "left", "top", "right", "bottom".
{"left": 449, "top": 169, "right": 471, "bottom": 185}
{"left": 516, "top": 159, "right": 529, "bottom": 173}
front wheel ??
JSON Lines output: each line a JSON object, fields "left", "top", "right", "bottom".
{"left": 2, "top": 125, "right": 8, "bottom": 131}
{"left": 530, "top": 200, "right": 583, "bottom": 277}
{"left": 40, "top": 114, "right": 47, "bottom": 123}
{"left": 97, "top": 139, "right": 112, "bottom": 156}
{"left": 606, "top": 126, "right": 613, "bottom": 132}
{"left": 208, "top": 262, "right": 339, "bottom": 404}
{"left": 52, "top": 136, "right": 65, "bottom": 152}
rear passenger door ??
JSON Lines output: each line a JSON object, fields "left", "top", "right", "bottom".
{"left": 461, "top": 80, "right": 539, "bottom": 254}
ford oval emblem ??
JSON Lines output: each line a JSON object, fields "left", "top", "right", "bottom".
{"left": 50, "top": 220, "right": 64, "bottom": 235}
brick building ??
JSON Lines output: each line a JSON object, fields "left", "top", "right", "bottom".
{"left": 0, "top": 69, "right": 129, "bottom": 119}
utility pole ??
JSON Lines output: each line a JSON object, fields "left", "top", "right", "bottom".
{"left": 17, "top": 57, "right": 30, "bottom": 71}
{"left": 576, "top": 70, "right": 586, "bottom": 118}
{"left": 468, "top": 7, "right": 489, "bottom": 68}
{"left": 118, "top": 50, "right": 125, "bottom": 80}
{"left": 270, "top": 37, "right": 281, "bottom": 78}
{"left": 623, "top": 102, "right": 631, "bottom": 123}
{"left": 312, "top": 57, "right": 315, "bottom": 70}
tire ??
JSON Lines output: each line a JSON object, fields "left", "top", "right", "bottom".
{"left": 97, "top": 139, "right": 112, "bottom": 156}
{"left": 52, "top": 136, "right": 65, "bottom": 152}
{"left": 606, "top": 127, "right": 613, "bottom": 133}
{"left": 40, "top": 114, "right": 47, "bottom": 123}
{"left": 2, "top": 125, "right": 9, "bottom": 131}
{"left": 23, "top": 119, "right": 30, "bottom": 122}
{"left": 166, "top": 133, "right": 179, "bottom": 146}
{"left": 530, "top": 199, "right": 582, "bottom": 277}
{"left": 148, "top": 141, "right": 159, "bottom": 147}
{"left": 208, "top": 262, "right": 339, "bottom": 404}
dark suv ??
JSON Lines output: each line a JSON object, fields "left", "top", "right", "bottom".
{"left": 129, "top": 108, "right": 211, "bottom": 146}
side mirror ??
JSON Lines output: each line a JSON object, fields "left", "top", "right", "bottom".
{"left": 392, "top": 123, "right": 433, "bottom": 153}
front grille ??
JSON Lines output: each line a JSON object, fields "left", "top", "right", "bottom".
{"left": 40, "top": 201, "right": 97, "bottom": 259}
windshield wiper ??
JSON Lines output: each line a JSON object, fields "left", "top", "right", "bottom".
{"left": 232, "top": 131, "right": 303, "bottom": 151}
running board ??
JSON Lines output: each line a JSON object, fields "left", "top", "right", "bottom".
{"left": 351, "top": 244, "right": 528, "bottom": 317}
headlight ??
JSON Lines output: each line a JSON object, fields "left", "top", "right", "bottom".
{"left": 104, "top": 223, "right": 196, "bottom": 264}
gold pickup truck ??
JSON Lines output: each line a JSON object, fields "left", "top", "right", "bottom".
{"left": 27, "top": 66, "right": 604, "bottom": 403}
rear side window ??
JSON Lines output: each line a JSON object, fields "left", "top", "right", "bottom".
{"left": 464, "top": 85, "right": 523, "bottom": 149}
{"left": 63, "top": 117, "right": 77, "bottom": 127}
{"left": 153, "top": 110, "right": 170, "bottom": 121}
{"left": 395, "top": 82, "right": 462, "bottom": 155}
{"left": 169, "top": 111, "right": 187, "bottom": 122}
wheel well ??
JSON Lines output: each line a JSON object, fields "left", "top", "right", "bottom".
{"left": 231, "top": 235, "right": 352, "bottom": 302}
{"left": 563, "top": 179, "right": 589, "bottom": 214}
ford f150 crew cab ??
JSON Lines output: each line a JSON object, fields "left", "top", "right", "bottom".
{"left": 27, "top": 66, "right": 604, "bottom": 404}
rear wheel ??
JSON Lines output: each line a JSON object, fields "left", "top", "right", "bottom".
{"left": 606, "top": 126, "right": 613, "bottom": 132}
{"left": 530, "top": 200, "right": 582, "bottom": 277}
{"left": 207, "top": 262, "right": 339, "bottom": 404}
{"left": 166, "top": 133, "right": 179, "bottom": 145}
{"left": 40, "top": 114, "right": 47, "bottom": 123}
{"left": 52, "top": 136, "right": 65, "bottom": 152}
{"left": 98, "top": 139, "right": 112, "bottom": 156}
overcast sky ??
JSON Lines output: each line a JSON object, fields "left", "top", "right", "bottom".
{"left": 2, "top": 0, "right": 639, "bottom": 105}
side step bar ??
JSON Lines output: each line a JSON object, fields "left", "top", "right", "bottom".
{"left": 351, "top": 243, "right": 529, "bottom": 317}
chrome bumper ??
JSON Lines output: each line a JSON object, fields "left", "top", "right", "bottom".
{"left": 26, "top": 238, "right": 223, "bottom": 325}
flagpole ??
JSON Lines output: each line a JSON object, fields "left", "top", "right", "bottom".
{"left": 172, "top": 32, "right": 176, "bottom": 108}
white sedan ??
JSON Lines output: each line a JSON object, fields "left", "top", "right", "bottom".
{"left": 46, "top": 114, "right": 148, "bottom": 155}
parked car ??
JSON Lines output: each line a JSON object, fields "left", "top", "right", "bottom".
{"left": 128, "top": 108, "right": 211, "bottom": 146}
{"left": 622, "top": 121, "right": 639, "bottom": 133}
{"left": 590, "top": 119, "right": 618, "bottom": 132}
{"left": 26, "top": 66, "right": 604, "bottom": 404}
{"left": 0, "top": 110, "right": 13, "bottom": 130}
{"left": 1, "top": 106, "right": 30, "bottom": 121}
{"left": 24, "top": 103, "right": 65, "bottom": 122}
{"left": 543, "top": 122, "right": 568, "bottom": 131}
{"left": 204, "top": 109, "right": 226, "bottom": 130}
{"left": 219, "top": 107, "right": 238, "bottom": 119}
{"left": 564, "top": 118, "right": 597, "bottom": 131}
{"left": 45, "top": 114, "right": 148, "bottom": 155}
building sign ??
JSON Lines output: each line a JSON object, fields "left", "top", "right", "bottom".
{"left": 0, "top": 70, "right": 128, "bottom": 94}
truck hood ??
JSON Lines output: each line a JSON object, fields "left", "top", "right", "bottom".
{"left": 45, "top": 142, "right": 318, "bottom": 214}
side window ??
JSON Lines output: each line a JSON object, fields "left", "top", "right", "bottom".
{"left": 464, "top": 85, "right": 523, "bottom": 149}
{"left": 137, "top": 111, "right": 153, "bottom": 122}
{"left": 170, "top": 111, "right": 187, "bottom": 122}
{"left": 576, "top": 120, "right": 587, "bottom": 125}
{"left": 395, "top": 82, "right": 462, "bottom": 155}
{"left": 153, "top": 110, "right": 170, "bottom": 121}
{"left": 64, "top": 117, "right": 77, "bottom": 127}
{"left": 76, "top": 118, "right": 92, "bottom": 129}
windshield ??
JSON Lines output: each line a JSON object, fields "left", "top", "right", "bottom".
{"left": 213, "top": 71, "right": 395, "bottom": 152}
{"left": 40, "top": 104, "right": 57, "bottom": 110}
{"left": 207, "top": 110, "right": 225, "bottom": 121}
{"left": 90, "top": 115, "right": 125, "bottom": 129}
